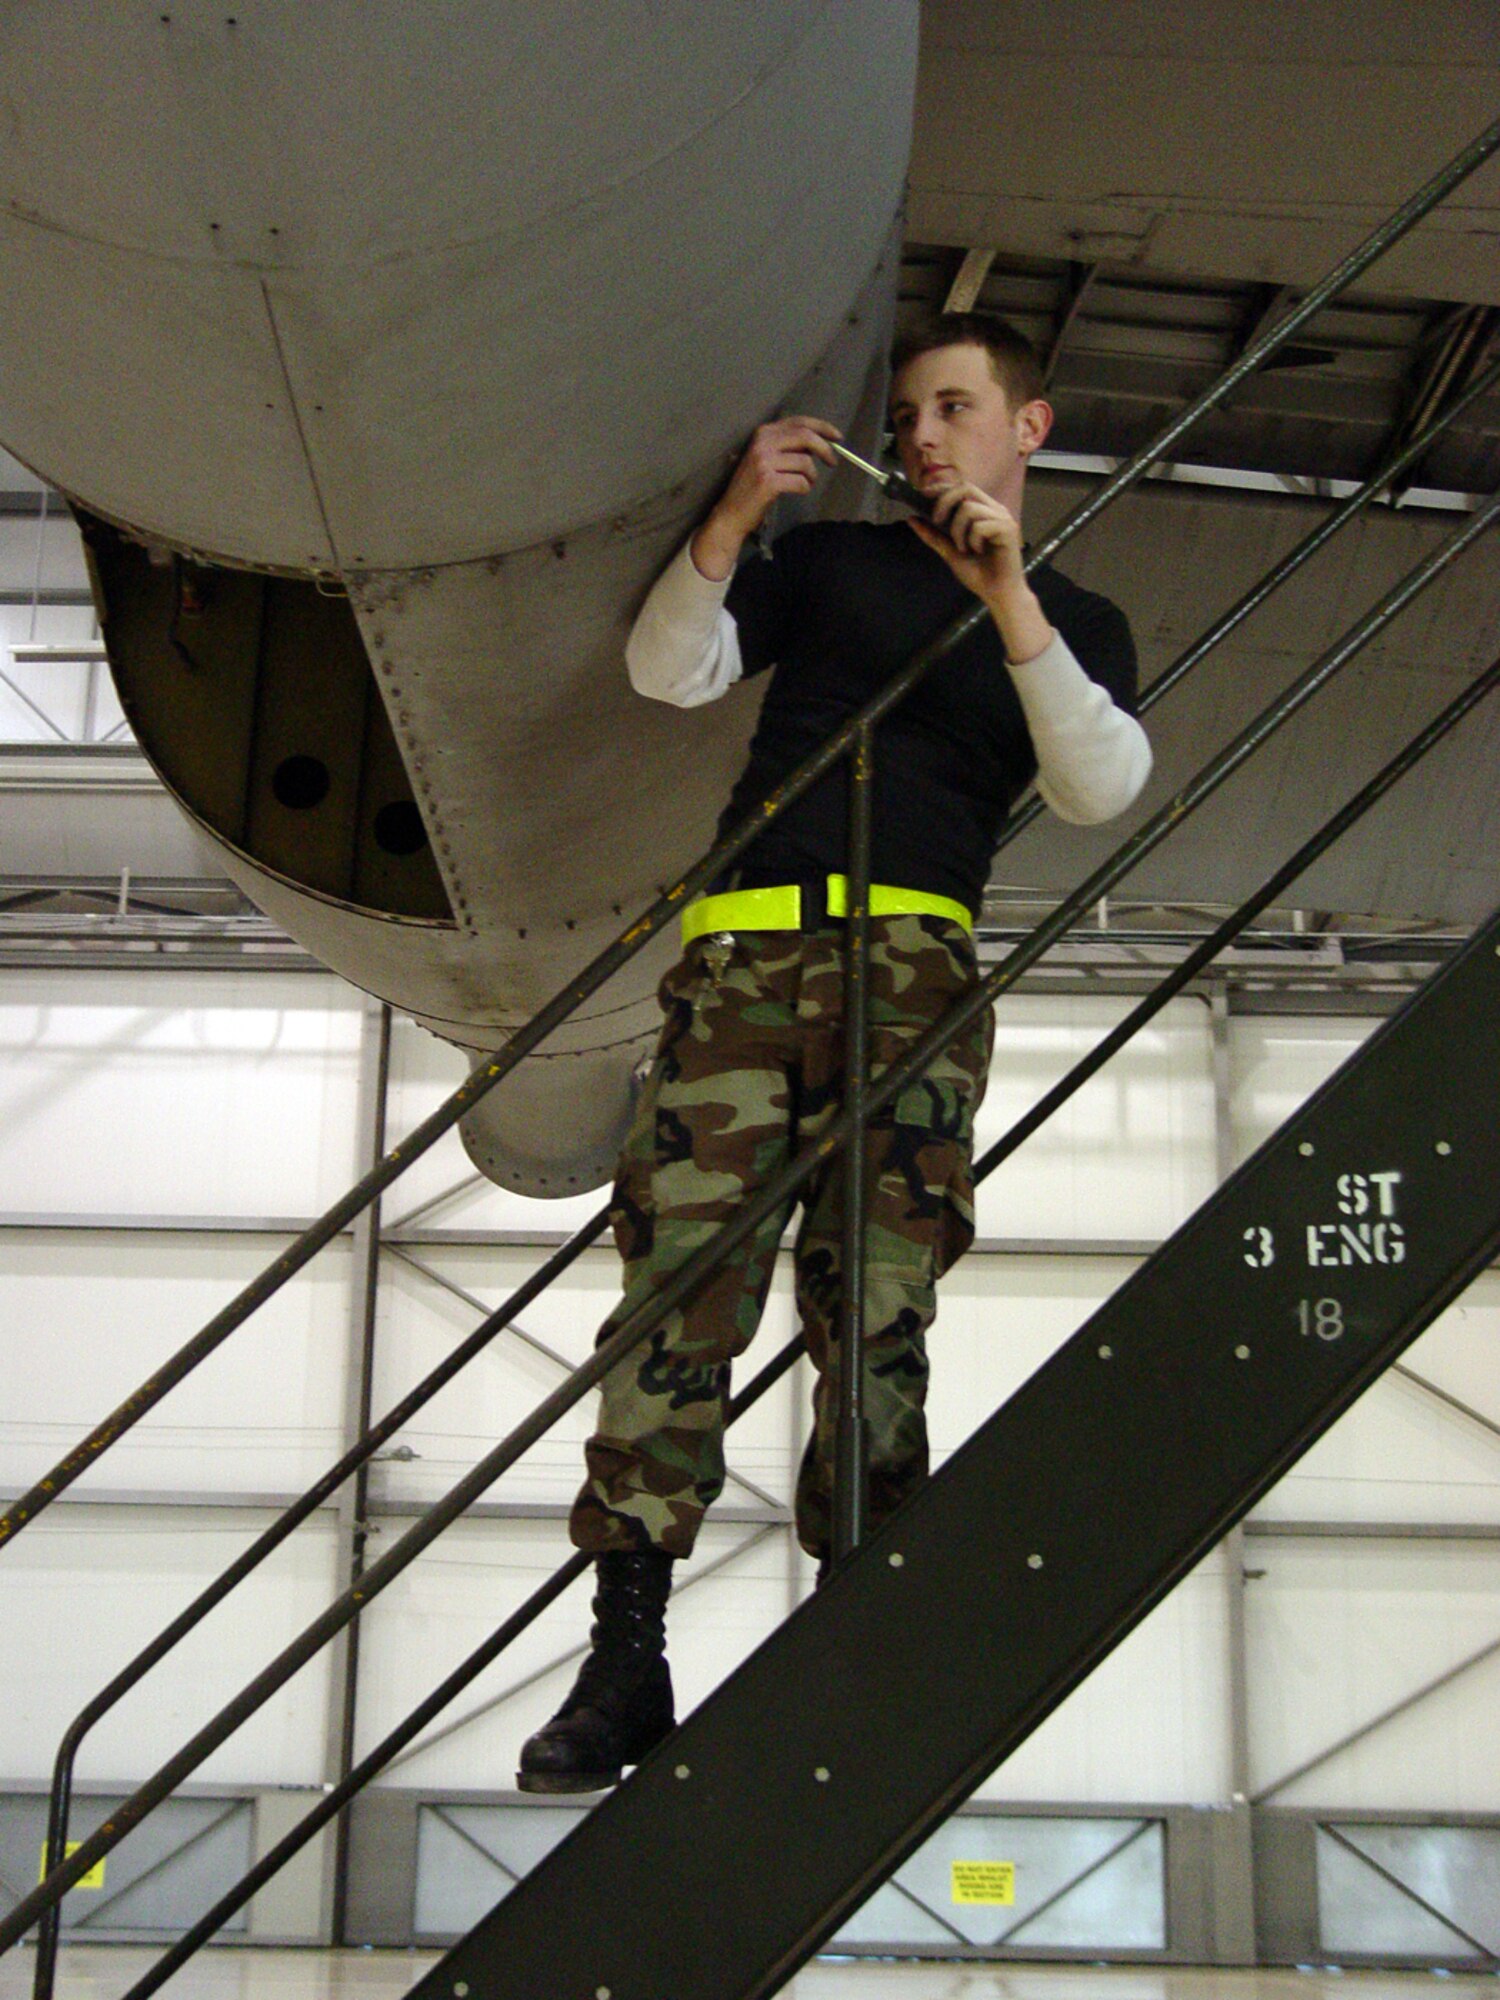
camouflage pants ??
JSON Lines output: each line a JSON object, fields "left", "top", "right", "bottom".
{"left": 569, "top": 913, "right": 994, "bottom": 1560}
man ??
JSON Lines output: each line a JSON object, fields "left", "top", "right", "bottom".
{"left": 518, "top": 314, "right": 1151, "bottom": 1792}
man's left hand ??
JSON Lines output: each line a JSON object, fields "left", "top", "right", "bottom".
{"left": 910, "top": 482, "right": 1024, "bottom": 600}
{"left": 908, "top": 483, "right": 1054, "bottom": 664}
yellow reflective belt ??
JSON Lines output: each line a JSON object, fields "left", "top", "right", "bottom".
{"left": 681, "top": 875, "right": 972, "bottom": 945}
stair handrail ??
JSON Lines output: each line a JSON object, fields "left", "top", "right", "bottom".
{"left": 6, "top": 456, "right": 1496, "bottom": 1963}
{"left": 3, "top": 106, "right": 1494, "bottom": 1552}
{"left": 106, "top": 647, "right": 1500, "bottom": 2000}
{"left": 26, "top": 342, "right": 1500, "bottom": 1968}
{"left": 9, "top": 106, "right": 1500, "bottom": 1974}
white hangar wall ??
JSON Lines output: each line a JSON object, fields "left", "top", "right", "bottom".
{"left": 1, "top": 963, "right": 1497, "bottom": 1827}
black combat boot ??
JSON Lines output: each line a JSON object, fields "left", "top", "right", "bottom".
{"left": 516, "top": 1549, "right": 676, "bottom": 1793}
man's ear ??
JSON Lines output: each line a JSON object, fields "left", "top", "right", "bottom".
{"left": 1016, "top": 398, "right": 1054, "bottom": 458}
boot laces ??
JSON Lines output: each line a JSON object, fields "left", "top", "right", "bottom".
{"left": 562, "top": 1559, "right": 669, "bottom": 1713}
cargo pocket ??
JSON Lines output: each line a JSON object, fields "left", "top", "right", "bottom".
{"left": 611, "top": 952, "right": 705, "bottom": 1263}
{"left": 873, "top": 988, "right": 993, "bottom": 1280}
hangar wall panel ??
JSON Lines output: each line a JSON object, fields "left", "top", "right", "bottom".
{"left": 0, "top": 509, "right": 85, "bottom": 599}
{"left": 973, "top": 995, "right": 1217, "bottom": 1242}
{"left": 0, "top": 1232, "right": 350, "bottom": 1497}
{"left": 1249, "top": 1538, "right": 1500, "bottom": 1812}
{"left": 0, "top": 1505, "right": 338, "bottom": 1785}
{"left": 1252, "top": 1280, "right": 1500, "bottom": 1530}
{"left": 0, "top": 964, "right": 1493, "bottom": 1830}
{"left": 0, "top": 971, "right": 361, "bottom": 1217}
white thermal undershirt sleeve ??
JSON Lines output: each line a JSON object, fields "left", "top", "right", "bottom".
{"left": 1007, "top": 630, "right": 1154, "bottom": 824}
{"left": 624, "top": 542, "right": 744, "bottom": 708}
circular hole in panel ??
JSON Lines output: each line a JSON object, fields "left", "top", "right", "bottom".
{"left": 271, "top": 754, "right": 330, "bottom": 809}
{"left": 373, "top": 800, "right": 429, "bottom": 855}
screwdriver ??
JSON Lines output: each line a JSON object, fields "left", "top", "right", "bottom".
{"left": 828, "top": 439, "right": 937, "bottom": 519}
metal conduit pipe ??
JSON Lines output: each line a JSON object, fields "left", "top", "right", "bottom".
{"left": 2, "top": 109, "right": 1494, "bottom": 1553}
{"left": 93, "top": 659, "right": 1500, "bottom": 2000}
{"left": 5, "top": 465, "right": 1494, "bottom": 1960}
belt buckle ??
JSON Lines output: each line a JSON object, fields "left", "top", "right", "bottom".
{"left": 800, "top": 878, "right": 827, "bottom": 932}
{"left": 702, "top": 931, "right": 735, "bottom": 979}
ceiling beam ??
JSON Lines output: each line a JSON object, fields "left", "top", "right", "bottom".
{"left": 1044, "top": 260, "right": 1102, "bottom": 390}
{"left": 1383, "top": 302, "right": 1499, "bottom": 499}
{"left": 942, "top": 245, "right": 997, "bottom": 314}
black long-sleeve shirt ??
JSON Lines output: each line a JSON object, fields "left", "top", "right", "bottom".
{"left": 711, "top": 520, "right": 1140, "bottom": 916}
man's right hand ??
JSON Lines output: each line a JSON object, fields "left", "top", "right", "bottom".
{"left": 690, "top": 416, "right": 842, "bottom": 581}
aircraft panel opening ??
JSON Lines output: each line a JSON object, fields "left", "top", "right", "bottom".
{"left": 78, "top": 509, "right": 455, "bottom": 924}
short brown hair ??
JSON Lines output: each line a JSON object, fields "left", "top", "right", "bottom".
{"left": 890, "top": 312, "right": 1047, "bottom": 410}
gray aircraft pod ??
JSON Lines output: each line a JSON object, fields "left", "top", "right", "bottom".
{"left": 0, "top": 1, "right": 919, "bottom": 1193}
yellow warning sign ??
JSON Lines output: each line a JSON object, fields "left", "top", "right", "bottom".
{"left": 951, "top": 1859, "right": 1015, "bottom": 1905}
{"left": 40, "top": 1842, "right": 105, "bottom": 1891}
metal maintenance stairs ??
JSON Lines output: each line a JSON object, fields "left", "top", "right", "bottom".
{"left": 409, "top": 905, "right": 1500, "bottom": 2000}
{"left": 5, "top": 117, "right": 1497, "bottom": 2000}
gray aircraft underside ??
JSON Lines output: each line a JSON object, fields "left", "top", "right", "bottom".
{"left": 2, "top": 3, "right": 1496, "bottom": 1194}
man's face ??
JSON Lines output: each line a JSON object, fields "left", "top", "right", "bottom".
{"left": 888, "top": 342, "right": 1051, "bottom": 509}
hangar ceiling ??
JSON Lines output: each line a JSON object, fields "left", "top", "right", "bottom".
{"left": 907, "top": 0, "right": 1500, "bottom": 307}
{"left": 900, "top": 0, "right": 1500, "bottom": 493}
{"left": 890, "top": 0, "right": 1500, "bottom": 934}
{"left": 899, "top": 247, "right": 1500, "bottom": 498}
